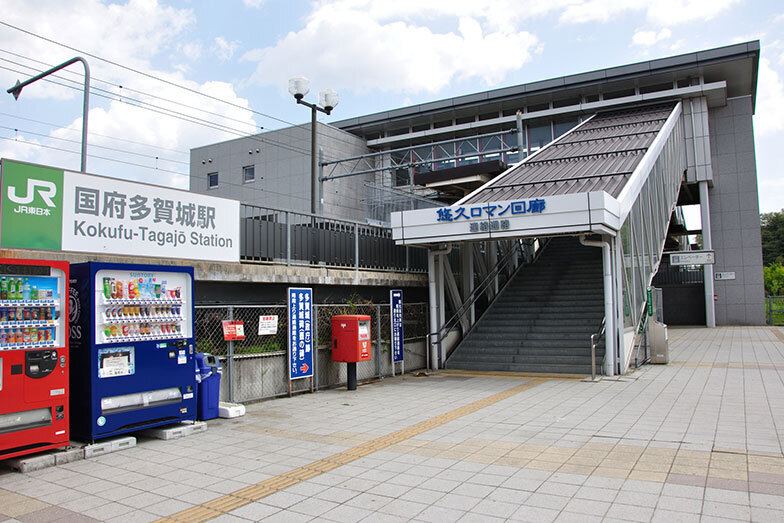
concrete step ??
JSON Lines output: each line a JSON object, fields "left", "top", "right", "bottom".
{"left": 446, "top": 360, "right": 594, "bottom": 374}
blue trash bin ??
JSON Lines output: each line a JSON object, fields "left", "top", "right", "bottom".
{"left": 195, "top": 353, "right": 222, "bottom": 420}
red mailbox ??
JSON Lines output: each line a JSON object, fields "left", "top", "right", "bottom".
{"left": 331, "top": 315, "right": 372, "bottom": 362}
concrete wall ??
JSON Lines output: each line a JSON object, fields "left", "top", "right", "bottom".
{"left": 190, "top": 123, "right": 373, "bottom": 222}
{"left": 218, "top": 341, "right": 428, "bottom": 403}
{"left": 707, "top": 95, "right": 765, "bottom": 325}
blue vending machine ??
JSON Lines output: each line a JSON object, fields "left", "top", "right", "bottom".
{"left": 69, "top": 262, "right": 196, "bottom": 441}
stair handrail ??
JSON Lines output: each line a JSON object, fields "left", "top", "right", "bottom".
{"left": 632, "top": 314, "right": 650, "bottom": 368}
{"left": 589, "top": 316, "right": 606, "bottom": 381}
{"left": 434, "top": 237, "right": 551, "bottom": 363}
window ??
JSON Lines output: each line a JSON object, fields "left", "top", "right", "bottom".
{"left": 208, "top": 172, "right": 218, "bottom": 188}
{"left": 554, "top": 119, "right": 579, "bottom": 138}
{"left": 243, "top": 165, "right": 255, "bottom": 183}
{"left": 528, "top": 124, "right": 552, "bottom": 155}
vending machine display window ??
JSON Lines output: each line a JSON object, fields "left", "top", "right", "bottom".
{"left": 69, "top": 262, "right": 196, "bottom": 441}
{"left": 0, "top": 258, "right": 69, "bottom": 460}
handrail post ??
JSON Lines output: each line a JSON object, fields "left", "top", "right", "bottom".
{"left": 354, "top": 223, "right": 359, "bottom": 274}
{"left": 285, "top": 211, "right": 291, "bottom": 266}
{"left": 590, "top": 334, "right": 596, "bottom": 381}
{"left": 768, "top": 296, "right": 772, "bottom": 326}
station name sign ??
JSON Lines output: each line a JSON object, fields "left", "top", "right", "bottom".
{"left": 0, "top": 159, "right": 240, "bottom": 262}
{"left": 669, "top": 250, "right": 715, "bottom": 266}
{"left": 435, "top": 198, "right": 546, "bottom": 233}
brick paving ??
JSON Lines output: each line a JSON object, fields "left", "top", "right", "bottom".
{"left": 1, "top": 326, "right": 782, "bottom": 522}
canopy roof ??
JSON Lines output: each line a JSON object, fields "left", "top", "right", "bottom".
{"left": 459, "top": 104, "right": 675, "bottom": 204}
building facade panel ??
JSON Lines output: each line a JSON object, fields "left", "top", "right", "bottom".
{"left": 708, "top": 96, "right": 765, "bottom": 325}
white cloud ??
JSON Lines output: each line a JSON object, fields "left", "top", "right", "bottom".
{"left": 213, "top": 37, "right": 239, "bottom": 62}
{"left": 243, "top": 0, "right": 266, "bottom": 7}
{"left": 560, "top": 0, "right": 740, "bottom": 26}
{"left": 0, "top": 0, "right": 258, "bottom": 187}
{"left": 243, "top": 2, "right": 541, "bottom": 95}
{"left": 753, "top": 58, "right": 784, "bottom": 137}
{"left": 632, "top": 28, "right": 672, "bottom": 46}
{"left": 181, "top": 42, "right": 202, "bottom": 61}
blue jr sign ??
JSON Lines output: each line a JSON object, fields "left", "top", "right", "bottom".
{"left": 288, "top": 287, "right": 314, "bottom": 380}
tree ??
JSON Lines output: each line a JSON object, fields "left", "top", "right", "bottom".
{"left": 764, "top": 263, "right": 784, "bottom": 295}
{"left": 760, "top": 211, "right": 784, "bottom": 266}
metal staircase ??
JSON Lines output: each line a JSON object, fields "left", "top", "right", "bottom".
{"left": 446, "top": 237, "right": 604, "bottom": 374}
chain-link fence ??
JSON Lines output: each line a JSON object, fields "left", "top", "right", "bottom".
{"left": 194, "top": 302, "right": 429, "bottom": 403}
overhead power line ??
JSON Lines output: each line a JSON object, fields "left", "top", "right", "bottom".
{"left": 0, "top": 29, "right": 366, "bottom": 156}
{"left": 0, "top": 135, "right": 186, "bottom": 177}
{"left": 0, "top": 20, "right": 297, "bottom": 128}
{"left": 1, "top": 135, "right": 367, "bottom": 215}
{"left": 0, "top": 125, "right": 188, "bottom": 165}
{"left": 0, "top": 111, "right": 189, "bottom": 154}
{"left": 0, "top": 62, "right": 326, "bottom": 160}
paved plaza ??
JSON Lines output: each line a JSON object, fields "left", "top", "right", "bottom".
{"left": 1, "top": 326, "right": 783, "bottom": 522}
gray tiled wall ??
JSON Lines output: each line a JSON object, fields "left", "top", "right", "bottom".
{"left": 707, "top": 96, "right": 765, "bottom": 325}
{"left": 190, "top": 123, "right": 372, "bottom": 222}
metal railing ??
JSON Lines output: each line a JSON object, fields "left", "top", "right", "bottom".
{"left": 437, "top": 238, "right": 547, "bottom": 363}
{"left": 240, "top": 203, "right": 427, "bottom": 272}
{"left": 766, "top": 296, "right": 784, "bottom": 326}
{"left": 631, "top": 315, "right": 650, "bottom": 368}
{"left": 194, "top": 302, "right": 429, "bottom": 403}
{"left": 589, "top": 317, "right": 605, "bottom": 381}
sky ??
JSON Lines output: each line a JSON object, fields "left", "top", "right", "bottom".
{"left": 0, "top": 0, "right": 783, "bottom": 213}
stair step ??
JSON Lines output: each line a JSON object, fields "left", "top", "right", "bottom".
{"left": 446, "top": 361, "right": 595, "bottom": 374}
{"left": 447, "top": 236, "right": 610, "bottom": 374}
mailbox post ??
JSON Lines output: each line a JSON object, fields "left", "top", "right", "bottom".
{"left": 331, "top": 315, "right": 372, "bottom": 390}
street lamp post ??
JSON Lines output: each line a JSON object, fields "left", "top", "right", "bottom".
{"left": 288, "top": 76, "right": 338, "bottom": 216}
{"left": 7, "top": 56, "right": 91, "bottom": 173}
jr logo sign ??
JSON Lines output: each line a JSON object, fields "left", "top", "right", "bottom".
{"left": 1, "top": 160, "right": 64, "bottom": 250}
{"left": 7, "top": 178, "right": 58, "bottom": 207}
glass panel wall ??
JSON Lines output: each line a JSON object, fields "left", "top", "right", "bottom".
{"left": 528, "top": 124, "right": 553, "bottom": 155}
{"left": 618, "top": 108, "right": 686, "bottom": 351}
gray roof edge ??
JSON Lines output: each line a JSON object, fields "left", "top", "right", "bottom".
{"left": 332, "top": 40, "right": 760, "bottom": 129}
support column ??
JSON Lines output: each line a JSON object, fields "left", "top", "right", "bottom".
{"left": 461, "top": 244, "right": 475, "bottom": 324}
{"left": 438, "top": 254, "right": 446, "bottom": 365}
{"left": 614, "top": 237, "right": 626, "bottom": 373}
{"left": 428, "top": 250, "right": 439, "bottom": 371}
{"left": 580, "top": 235, "right": 616, "bottom": 376}
{"left": 488, "top": 241, "right": 499, "bottom": 295}
{"left": 700, "top": 181, "right": 716, "bottom": 328}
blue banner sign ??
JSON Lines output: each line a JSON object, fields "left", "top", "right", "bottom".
{"left": 288, "top": 287, "right": 313, "bottom": 380}
{"left": 390, "top": 290, "right": 404, "bottom": 363}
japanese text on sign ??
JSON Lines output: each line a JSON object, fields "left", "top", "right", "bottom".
{"left": 390, "top": 290, "right": 404, "bottom": 363}
{"left": 288, "top": 288, "right": 313, "bottom": 380}
{"left": 436, "top": 199, "right": 546, "bottom": 223}
{"left": 222, "top": 321, "right": 245, "bottom": 341}
{"left": 258, "top": 315, "right": 278, "bottom": 335}
{"left": 75, "top": 186, "right": 217, "bottom": 229}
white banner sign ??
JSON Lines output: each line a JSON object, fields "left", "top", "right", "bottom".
{"left": 670, "top": 251, "right": 715, "bottom": 266}
{"left": 62, "top": 170, "right": 239, "bottom": 262}
{"left": 258, "top": 315, "right": 278, "bottom": 335}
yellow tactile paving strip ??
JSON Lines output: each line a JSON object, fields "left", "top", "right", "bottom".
{"left": 0, "top": 487, "right": 51, "bottom": 519}
{"left": 159, "top": 378, "right": 547, "bottom": 522}
{"left": 771, "top": 327, "right": 784, "bottom": 344}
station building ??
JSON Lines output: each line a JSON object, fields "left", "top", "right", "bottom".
{"left": 191, "top": 41, "right": 763, "bottom": 375}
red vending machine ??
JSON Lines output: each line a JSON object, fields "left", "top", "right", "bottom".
{"left": 0, "top": 258, "right": 69, "bottom": 460}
